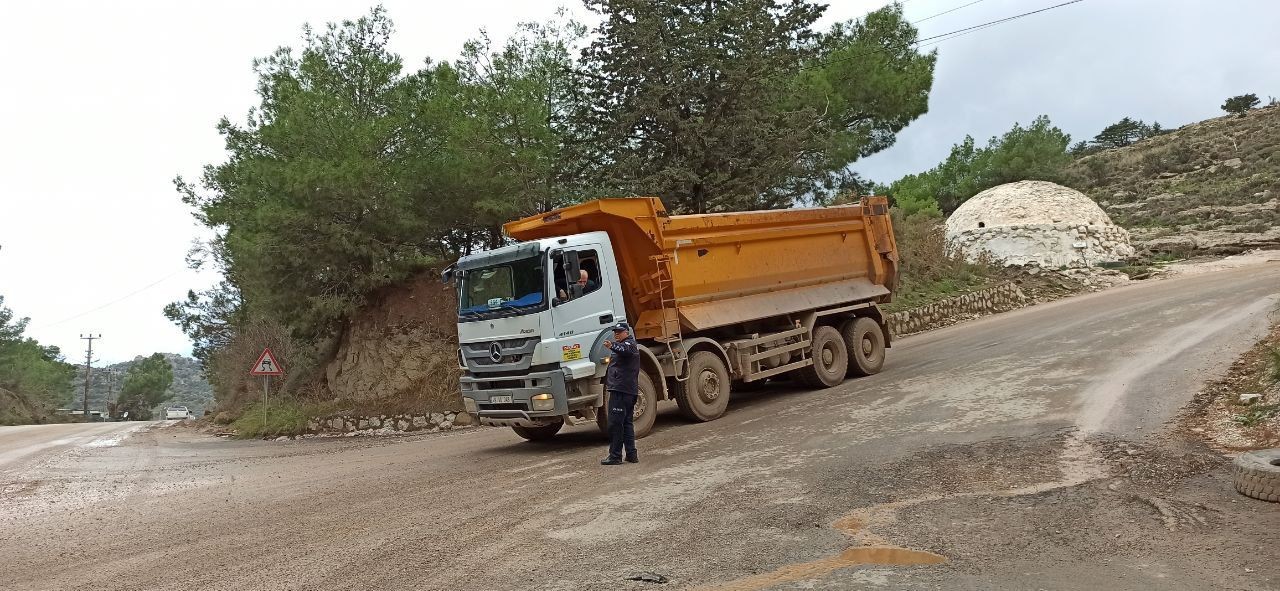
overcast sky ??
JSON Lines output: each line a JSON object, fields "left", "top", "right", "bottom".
{"left": 2, "top": 0, "right": 1277, "bottom": 364}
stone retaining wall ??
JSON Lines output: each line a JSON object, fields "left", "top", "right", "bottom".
{"left": 886, "top": 282, "right": 1027, "bottom": 337}
{"left": 305, "top": 410, "right": 474, "bottom": 435}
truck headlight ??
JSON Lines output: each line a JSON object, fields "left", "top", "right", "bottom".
{"left": 531, "top": 393, "right": 554, "bottom": 411}
{"left": 463, "top": 397, "right": 477, "bottom": 413}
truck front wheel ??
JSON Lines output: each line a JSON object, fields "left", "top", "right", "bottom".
{"left": 595, "top": 372, "right": 658, "bottom": 438}
{"left": 675, "top": 351, "right": 731, "bottom": 422}
{"left": 843, "top": 317, "right": 886, "bottom": 377}
{"left": 512, "top": 419, "right": 564, "bottom": 442}
{"left": 798, "top": 326, "right": 849, "bottom": 389}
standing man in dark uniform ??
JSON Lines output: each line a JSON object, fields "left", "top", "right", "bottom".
{"left": 601, "top": 322, "right": 640, "bottom": 465}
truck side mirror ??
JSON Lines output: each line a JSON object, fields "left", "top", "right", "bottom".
{"left": 441, "top": 264, "right": 456, "bottom": 284}
{"left": 564, "top": 250, "right": 584, "bottom": 299}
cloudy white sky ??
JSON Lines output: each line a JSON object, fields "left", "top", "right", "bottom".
{"left": 2, "top": 0, "right": 1277, "bottom": 364}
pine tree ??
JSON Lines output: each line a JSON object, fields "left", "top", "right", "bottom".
{"left": 568, "top": 0, "right": 935, "bottom": 213}
{"left": 1221, "top": 93, "right": 1260, "bottom": 115}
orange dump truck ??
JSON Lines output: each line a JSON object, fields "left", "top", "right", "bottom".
{"left": 447, "top": 197, "right": 899, "bottom": 440}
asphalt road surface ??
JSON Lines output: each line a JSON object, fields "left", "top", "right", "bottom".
{"left": 3, "top": 264, "right": 1279, "bottom": 591}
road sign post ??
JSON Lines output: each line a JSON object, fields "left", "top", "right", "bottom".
{"left": 250, "top": 348, "right": 284, "bottom": 412}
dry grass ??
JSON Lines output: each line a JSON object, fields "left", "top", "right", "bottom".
{"left": 887, "top": 211, "right": 1001, "bottom": 311}
{"left": 206, "top": 316, "right": 321, "bottom": 421}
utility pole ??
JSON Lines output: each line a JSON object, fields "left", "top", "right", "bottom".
{"left": 104, "top": 368, "right": 115, "bottom": 417}
{"left": 80, "top": 334, "right": 101, "bottom": 421}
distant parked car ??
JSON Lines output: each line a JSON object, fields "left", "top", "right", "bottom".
{"left": 165, "top": 406, "right": 192, "bottom": 420}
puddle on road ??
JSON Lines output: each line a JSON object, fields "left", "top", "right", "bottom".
{"left": 693, "top": 510, "right": 945, "bottom": 591}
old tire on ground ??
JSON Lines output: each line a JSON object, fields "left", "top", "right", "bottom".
{"left": 843, "top": 317, "right": 886, "bottom": 377}
{"left": 1233, "top": 448, "right": 1280, "bottom": 502}
{"left": 674, "top": 351, "right": 731, "bottom": 422}
{"left": 511, "top": 418, "right": 563, "bottom": 442}
{"left": 595, "top": 372, "right": 659, "bottom": 439}
{"left": 798, "top": 326, "right": 848, "bottom": 389}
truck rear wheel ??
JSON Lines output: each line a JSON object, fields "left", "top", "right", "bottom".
{"left": 512, "top": 419, "right": 563, "bottom": 442}
{"left": 675, "top": 351, "right": 731, "bottom": 422}
{"left": 843, "top": 317, "right": 886, "bottom": 377}
{"left": 798, "top": 326, "right": 848, "bottom": 388}
{"left": 595, "top": 372, "right": 659, "bottom": 439}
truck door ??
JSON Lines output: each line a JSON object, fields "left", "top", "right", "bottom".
{"left": 550, "top": 245, "right": 621, "bottom": 350}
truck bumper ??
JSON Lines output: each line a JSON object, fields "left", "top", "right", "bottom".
{"left": 460, "top": 368, "right": 603, "bottom": 428}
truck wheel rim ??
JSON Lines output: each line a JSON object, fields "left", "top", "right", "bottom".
{"left": 633, "top": 392, "right": 647, "bottom": 419}
{"left": 699, "top": 369, "right": 720, "bottom": 401}
{"left": 861, "top": 336, "right": 874, "bottom": 357}
{"left": 821, "top": 345, "right": 835, "bottom": 367}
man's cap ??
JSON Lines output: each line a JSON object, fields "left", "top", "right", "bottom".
{"left": 612, "top": 322, "right": 630, "bottom": 332}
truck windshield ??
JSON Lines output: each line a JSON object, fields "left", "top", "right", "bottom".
{"left": 458, "top": 255, "right": 546, "bottom": 320}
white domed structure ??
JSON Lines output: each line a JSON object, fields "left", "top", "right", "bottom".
{"left": 945, "top": 180, "right": 1134, "bottom": 268}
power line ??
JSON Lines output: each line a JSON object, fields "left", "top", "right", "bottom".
{"left": 914, "top": 0, "right": 1085, "bottom": 45}
{"left": 915, "top": 0, "right": 989, "bottom": 24}
{"left": 29, "top": 268, "right": 189, "bottom": 331}
{"left": 816, "top": 0, "right": 1087, "bottom": 73}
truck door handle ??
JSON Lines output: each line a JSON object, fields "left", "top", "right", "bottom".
{"left": 599, "top": 314, "right": 614, "bottom": 325}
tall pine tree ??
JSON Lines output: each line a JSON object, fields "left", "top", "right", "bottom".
{"left": 568, "top": 0, "right": 934, "bottom": 213}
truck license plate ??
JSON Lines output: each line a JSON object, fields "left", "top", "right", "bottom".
{"left": 490, "top": 395, "right": 513, "bottom": 404}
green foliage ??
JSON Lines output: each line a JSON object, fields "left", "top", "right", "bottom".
{"left": 1090, "top": 117, "right": 1164, "bottom": 149}
{"left": 1221, "top": 93, "right": 1260, "bottom": 115}
{"left": 1234, "top": 403, "right": 1279, "bottom": 427}
{"left": 163, "top": 281, "right": 242, "bottom": 367}
{"left": 1268, "top": 346, "right": 1280, "bottom": 384}
{"left": 231, "top": 399, "right": 309, "bottom": 439}
{"left": 0, "top": 295, "right": 75, "bottom": 419}
{"left": 568, "top": 0, "right": 935, "bottom": 213}
{"left": 173, "top": 8, "right": 584, "bottom": 360}
{"left": 885, "top": 115, "right": 1072, "bottom": 214}
{"left": 72, "top": 353, "right": 213, "bottom": 417}
{"left": 885, "top": 210, "right": 997, "bottom": 311}
{"left": 116, "top": 353, "right": 174, "bottom": 420}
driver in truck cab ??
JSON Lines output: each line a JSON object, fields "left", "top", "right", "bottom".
{"left": 601, "top": 322, "right": 640, "bottom": 465}
{"left": 557, "top": 269, "right": 597, "bottom": 301}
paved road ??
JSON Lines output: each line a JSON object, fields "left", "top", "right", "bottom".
{"left": 2, "top": 265, "right": 1278, "bottom": 591}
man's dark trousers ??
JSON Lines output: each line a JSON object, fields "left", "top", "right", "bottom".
{"left": 607, "top": 390, "right": 637, "bottom": 461}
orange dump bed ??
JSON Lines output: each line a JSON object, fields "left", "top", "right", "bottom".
{"left": 504, "top": 197, "right": 898, "bottom": 340}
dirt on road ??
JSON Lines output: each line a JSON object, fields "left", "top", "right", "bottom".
{"left": 2, "top": 264, "right": 1278, "bottom": 591}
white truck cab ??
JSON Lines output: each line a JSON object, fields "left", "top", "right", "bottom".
{"left": 452, "top": 232, "right": 626, "bottom": 439}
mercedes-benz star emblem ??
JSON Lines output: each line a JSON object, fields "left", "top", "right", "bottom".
{"left": 488, "top": 342, "right": 504, "bottom": 363}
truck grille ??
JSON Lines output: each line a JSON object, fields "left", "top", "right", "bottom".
{"left": 462, "top": 337, "right": 539, "bottom": 372}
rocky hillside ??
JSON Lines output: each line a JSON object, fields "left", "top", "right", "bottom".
{"left": 71, "top": 353, "right": 213, "bottom": 416}
{"left": 1067, "top": 104, "right": 1280, "bottom": 255}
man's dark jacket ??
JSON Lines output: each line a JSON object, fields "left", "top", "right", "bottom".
{"left": 605, "top": 335, "right": 640, "bottom": 395}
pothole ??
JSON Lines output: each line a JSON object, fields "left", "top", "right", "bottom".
{"left": 696, "top": 431, "right": 1111, "bottom": 590}
{"left": 693, "top": 509, "right": 945, "bottom": 591}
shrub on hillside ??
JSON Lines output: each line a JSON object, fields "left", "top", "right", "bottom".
{"left": 888, "top": 211, "right": 997, "bottom": 310}
{"left": 1222, "top": 93, "right": 1260, "bottom": 115}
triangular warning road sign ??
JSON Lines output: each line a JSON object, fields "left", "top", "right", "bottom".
{"left": 250, "top": 348, "right": 284, "bottom": 376}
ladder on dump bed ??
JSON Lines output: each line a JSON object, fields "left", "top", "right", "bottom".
{"left": 651, "top": 255, "right": 687, "bottom": 381}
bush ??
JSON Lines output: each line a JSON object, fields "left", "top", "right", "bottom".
{"left": 206, "top": 317, "right": 320, "bottom": 417}
{"left": 888, "top": 210, "right": 998, "bottom": 310}
{"left": 1222, "top": 93, "right": 1260, "bottom": 116}
{"left": 231, "top": 400, "right": 310, "bottom": 439}
{"left": 1269, "top": 347, "right": 1280, "bottom": 384}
